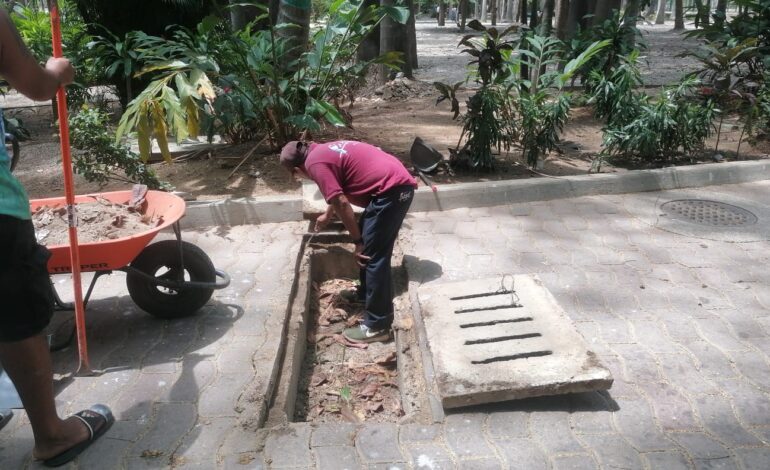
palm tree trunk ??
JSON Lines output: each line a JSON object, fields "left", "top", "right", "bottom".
{"left": 406, "top": 0, "right": 418, "bottom": 72}
{"left": 674, "top": 0, "right": 684, "bottom": 29}
{"left": 541, "top": 0, "right": 555, "bottom": 34}
{"left": 438, "top": 2, "right": 446, "bottom": 26}
{"left": 655, "top": 0, "right": 666, "bottom": 23}
{"left": 276, "top": 0, "right": 311, "bottom": 65}
{"left": 357, "top": 0, "right": 380, "bottom": 61}
{"left": 714, "top": 0, "right": 727, "bottom": 27}
{"left": 567, "top": 0, "right": 588, "bottom": 38}
{"left": 555, "top": 0, "right": 570, "bottom": 39}
{"left": 491, "top": 0, "right": 498, "bottom": 24}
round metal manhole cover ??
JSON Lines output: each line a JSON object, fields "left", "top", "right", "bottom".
{"left": 661, "top": 199, "right": 758, "bottom": 227}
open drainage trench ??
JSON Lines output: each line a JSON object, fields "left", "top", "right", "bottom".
{"left": 264, "top": 229, "right": 432, "bottom": 426}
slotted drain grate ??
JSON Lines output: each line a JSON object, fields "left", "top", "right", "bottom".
{"left": 661, "top": 199, "right": 758, "bottom": 227}
{"left": 417, "top": 276, "right": 613, "bottom": 407}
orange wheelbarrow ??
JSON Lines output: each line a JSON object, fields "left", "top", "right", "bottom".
{"left": 31, "top": 190, "right": 230, "bottom": 321}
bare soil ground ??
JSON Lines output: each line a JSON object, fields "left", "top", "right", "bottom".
{"left": 4, "top": 20, "right": 768, "bottom": 201}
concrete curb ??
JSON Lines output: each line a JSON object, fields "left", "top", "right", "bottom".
{"left": 180, "top": 195, "right": 303, "bottom": 229}
{"left": 180, "top": 160, "right": 770, "bottom": 228}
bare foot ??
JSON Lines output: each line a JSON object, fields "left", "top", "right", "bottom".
{"left": 31, "top": 415, "right": 90, "bottom": 461}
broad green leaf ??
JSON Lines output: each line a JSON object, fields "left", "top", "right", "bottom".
{"left": 380, "top": 5, "right": 409, "bottom": 24}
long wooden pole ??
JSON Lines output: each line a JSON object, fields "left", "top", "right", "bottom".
{"left": 48, "top": 0, "right": 91, "bottom": 374}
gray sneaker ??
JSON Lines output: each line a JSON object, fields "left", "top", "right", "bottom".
{"left": 342, "top": 324, "right": 390, "bottom": 343}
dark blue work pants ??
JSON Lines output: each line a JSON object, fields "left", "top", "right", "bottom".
{"left": 358, "top": 185, "right": 414, "bottom": 330}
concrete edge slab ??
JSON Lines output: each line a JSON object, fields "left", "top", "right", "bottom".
{"left": 180, "top": 195, "right": 303, "bottom": 229}
{"left": 179, "top": 160, "right": 770, "bottom": 228}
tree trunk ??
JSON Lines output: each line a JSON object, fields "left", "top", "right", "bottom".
{"left": 439, "top": 2, "right": 446, "bottom": 26}
{"left": 674, "top": 0, "right": 684, "bottom": 29}
{"left": 567, "top": 0, "right": 588, "bottom": 38}
{"left": 482, "top": 0, "right": 489, "bottom": 21}
{"left": 406, "top": 0, "right": 418, "bottom": 71}
{"left": 555, "top": 0, "right": 570, "bottom": 39}
{"left": 357, "top": 0, "right": 381, "bottom": 62}
{"left": 593, "top": 0, "right": 612, "bottom": 25}
{"left": 229, "top": 1, "right": 261, "bottom": 30}
{"left": 276, "top": 0, "right": 311, "bottom": 65}
{"left": 491, "top": 0, "right": 498, "bottom": 24}
{"left": 655, "top": 0, "right": 666, "bottom": 23}
{"left": 714, "top": 0, "right": 727, "bottom": 27}
{"left": 380, "top": 0, "right": 415, "bottom": 80}
{"left": 460, "top": 0, "right": 468, "bottom": 30}
{"left": 541, "top": 0, "right": 555, "bottom": 34}
{"left": 623, "top": 0, "right": 639, "bottom": 45}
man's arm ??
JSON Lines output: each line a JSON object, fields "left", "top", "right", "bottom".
{"left": 0, "top": 9, "right": 73, "bottom": 101}
{"left": 328, "top": 194, "right": 362, "bottom": 242}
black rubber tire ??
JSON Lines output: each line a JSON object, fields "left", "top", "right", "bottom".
{"left": 126, "top": 240, "right": 216, "bottom": 319}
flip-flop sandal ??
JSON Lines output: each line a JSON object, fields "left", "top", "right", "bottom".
{"left": 42, "top": 404, "right": 114, "bottom": 468}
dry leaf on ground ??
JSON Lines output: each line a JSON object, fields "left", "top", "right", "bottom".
{"left": 333, "top": 334, "right": 368, "bottom": 349}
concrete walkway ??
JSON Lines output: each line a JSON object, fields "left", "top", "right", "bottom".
{"left": 1, "top": 181, "right": 769, "bottom": 469}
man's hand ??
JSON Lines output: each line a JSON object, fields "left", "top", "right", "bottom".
{"left": 314, "top": 212, "right": 331, "bottom": 232}
{"left": 45, "top": 57, "right": 74, "bottom": 87}
{"left": 354, "top": 242, "right": 371, "bottom": 268}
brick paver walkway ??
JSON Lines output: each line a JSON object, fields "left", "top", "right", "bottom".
{"left": 1, "top": 182, "right": 769, "bottom": 469}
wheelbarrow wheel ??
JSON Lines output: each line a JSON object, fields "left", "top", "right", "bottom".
{"left": 126, "top": 240, "right": 216, "bottom": 319}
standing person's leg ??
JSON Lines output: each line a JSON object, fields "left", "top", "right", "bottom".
{"left": 0, "top": 216, "right": 113, "bottom": 466}
{"left": 346, "top": 187, "right": 413, "bottom": 340}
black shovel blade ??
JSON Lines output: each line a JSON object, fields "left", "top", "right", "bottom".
{"left": 410, "top": 136, "right": 444, "bottom": 173}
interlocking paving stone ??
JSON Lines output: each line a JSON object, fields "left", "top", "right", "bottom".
{"left": 680, "top": 341, "right": 738, "bottom": 379}
{"left": 129, "top": 402, "right": 197, "bottom": 457}
{"left": 490, "top": 438, "right": 548, "bottom": 470}
{"left": 444, "top": 431, "right": 496, "bottom": 460}
{"left": 530, "top": 411, "right": 585, "bottom": 454}
{"left": 579, "top": 434, "right": 645, "bottom": 469}
{"left": 568, "top": 392, "right": 615, "bottom": 436}
{"left": 737, "top": 447, "right": 770, "bottom": 470}
{"left": 612, "top": 396, "right": 675, "bottom": 452}
{"left": 405, "top": 443, "right": 453, "bottom": 469}
{"left": 315, "top": 445, "right": 360, "bottom": 470}
{"left": 642, "top": 450, "right": 693, "bottom": 469}
{"left": 311, "top": 423, "right": 357, "bottom": 447}
{"left": 264, "top": 424, "right": 313, "bottom": 468}
{"left": 637, "top": 381, "right": 701, "bottom": 431}
{"left": 456, "top": 457, "right": 504, "bottom": 469}
{"left": 356, "top": 423, "right": 404, "bottom": 464}
{"left": 728, "top": 351, "right": 770, "bottom": 391}
{"left": 551, "top": 454, "right": 599, "bottom": 470}
{"left": 693, "top": 395, "right": 763, "bottom": 447}
{"left": 655, "top": 354, "right": 721, "bottom": 396}
{"left": 670, "top": 432, "right": 738, "bottom": 470}
{"left": 485, "top": 411, "right": 529, "bottom": 439}
{"left": 713, "top": 378, "right": 770, "bottom": 427}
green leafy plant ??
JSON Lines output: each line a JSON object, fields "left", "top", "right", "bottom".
{"left": 10, "top": 1, "right": 99, "bottom": 108}
{"left": 434, "top": 20, "right": 520, "bottom": 170}
{"left": 587, "top": 49, "right": 644, "bottom": 128}
{"left": 116, "top": 0, "right": 408, "bottom": 159}
{"left": 70, "top": 107, "right": 168, "bottom": 189}
{"left": 509, "top": 35, "right": 610, "bottom": 167}
{"left": 564, "top": 10, "right": 645, "bottom": 88}
{"left": 601, "top": 78, "right": 718, "bottom": 163}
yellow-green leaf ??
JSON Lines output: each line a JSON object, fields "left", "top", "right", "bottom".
{"left": 151, "top": 102, "right": 172, "bottom": 163}
{"left": 137, "top": 108, "right": 152, "bottom": 163}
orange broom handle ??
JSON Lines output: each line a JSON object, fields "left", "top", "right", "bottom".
{"left": 48, "top": 0, "right": 91, "bottom": 374}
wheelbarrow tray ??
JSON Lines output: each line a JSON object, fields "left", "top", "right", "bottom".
{"left": 30, "top": 190, "right": 186, "bottom": 274}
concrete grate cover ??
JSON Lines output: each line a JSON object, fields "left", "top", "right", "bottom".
{"left": 417, "top": 275, "right": 613, "bottom": 408}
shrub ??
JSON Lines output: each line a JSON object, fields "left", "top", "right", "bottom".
{"left": 70, "top": 107, "right": 168, "bottom": 189}
{"left": 601, "top": 78, "right": 718, "bottom": 162}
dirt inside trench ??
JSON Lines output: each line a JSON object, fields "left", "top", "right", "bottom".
{"left": 293, "top": 242, "right": 427, "bottom": 424}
